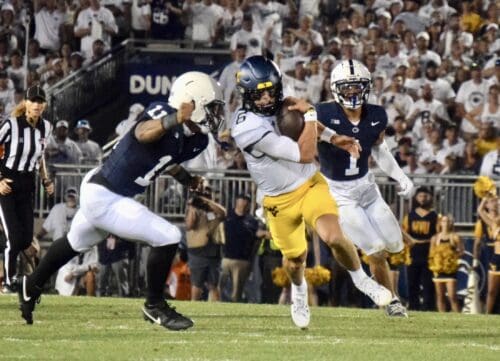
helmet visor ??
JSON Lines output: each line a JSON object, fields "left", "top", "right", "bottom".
{"left": 201, "top": 100, "right": 225, "bottom": 134}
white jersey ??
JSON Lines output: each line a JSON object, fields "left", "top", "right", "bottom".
{"left": 231, "top": 109, "right": 317, "bottom": 197}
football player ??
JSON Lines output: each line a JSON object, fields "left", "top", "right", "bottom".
{"left": 18, "top": 72, "right": 225, "bottom": 330}
{"left": 231, "top": 55, "right": 392, "bottom": 329}
{"left": 316, "top": 59, "right": 414, "bottom": 317}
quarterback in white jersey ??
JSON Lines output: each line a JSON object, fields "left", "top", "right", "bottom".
{"left": 231, "top": 56, "right": 391, "bottom": 329}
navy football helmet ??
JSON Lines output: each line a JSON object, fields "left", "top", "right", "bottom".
{"left": 236, "top": 56, "right": 283, "bottom": 116}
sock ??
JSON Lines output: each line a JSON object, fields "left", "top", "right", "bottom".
{"left": 292, "top": 276, "right": 307, "bottom": 293}
{"left": 146, "top": 243, "right": 178, "bottom": 305}
{"left": 27, "top": 236, "right": 78, "bottom": 297}
{"left": 348, "top": 267, "right": 368, "bottom": 286}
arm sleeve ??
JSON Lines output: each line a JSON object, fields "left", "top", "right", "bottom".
{"left": 251, "top": 131, "right": 301, "bottom": 162}
{"left": 371, "top": 139, "right": 408, "bottom": 183}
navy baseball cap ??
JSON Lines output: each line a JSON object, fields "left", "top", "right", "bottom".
{"left": 25, "top": 85, "right": 46, "bottom": 102}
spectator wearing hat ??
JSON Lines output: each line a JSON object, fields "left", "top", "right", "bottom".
{"left": 0, "top": 85, "right": 54, "bottom": 293}
{"left": 34, "top": 0, "right": 66, "bottom": 53}
{"left": 386, "top": 115, "right": 415, "bottom": 152}
{"left": 402, "top": 148, "right": 427, "bottom": 184}
{"left": 0, "top": 2, "right": 24, "bottom": 51}
{"left": 36, "top": 187, "right": 79, "bottom": 245}
{"left": 376, "top": 34, "right": 408, "bottom": 81}
{"left": 456, "top": 62, "right": 490, "bottom": 140}
{"left": 75, "top": 119, "right": 102, "bottom": 165}
{"left": 69, "top": 52, "right": 85, "bottom": 73}
{"left": 423, "top": 61, "right": 456, "bottom": 107}
{"left": 46, "top": 119, "right": 83, "bottom": 166}
{"left": 219, "top": 193, "right": 265, "bottom": 302}
{"left": 229, "top": 13, "right": 263, "bottom": 58}
{"left": 484, "top": 57, "right": 500, "bottom": 85}
{"left": 410, "top": 31, "right": 442, "bottom": 70}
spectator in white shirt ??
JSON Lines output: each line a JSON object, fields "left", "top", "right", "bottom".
{"left": 479, "top": 139, "right": 500, "bottom": 180}
{"left": 423, "top": 61, "right": 456, "bottom": 107}
{"left": 27, "top": 39, "right": 46, "bottom": 71}
{"left": 183, "top": 0, "right": 223, "bottom": 46}
{"left": 464, "top": 83, "right": 500, "bottom": 131}
{"left": 289, "top": 14, "right": 324, "bottom": 57}
{"left": 34, "top": 0, "right": 66, "bottom": 52}
{"left": 455, "top": 62, "right": 490, "bottom": 140}
{"left": 218, "top": 0, "right": 243, "bottom": 44}
{"left": 410, "top": 31, "right": 442, "bottom": 70}
{"left": 402, "top": 149, "right": 428, "bottom": 184}
{"left": 442, "top": 124, "right": 465, "bottom": 158}
{"left": 376, "top": 34, "right": 408, "bottom": 79}
{"left": 74, "top": 0, "right": 118, "bottom": 59}
{"left": 380, "top": 73, "right": 414, "bottom": 125}
{"left": 419, "top": 127, "right": 449, "bottom": 174}
{"left": 230, "top": 13, "right": 263, "bottom": 58}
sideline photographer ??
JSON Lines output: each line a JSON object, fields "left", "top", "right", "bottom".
{"left": 185, "top": 183, "right": 226, "bottom": 301}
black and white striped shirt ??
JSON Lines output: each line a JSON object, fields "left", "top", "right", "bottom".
{"left": 0, "top": 115, "right": 51, "bottom": 174}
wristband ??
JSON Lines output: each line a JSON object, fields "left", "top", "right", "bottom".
{"left": 160, "top": 112, "right": 178, "bottom": 131}
{"left": 303, "top": 109, "right": 317, "bottom": 122}
{"left": 173, "top": 167, "right": 194, "bottom": 186}
{"left": 319, "top": 127, "right": 337, "bottom": 143}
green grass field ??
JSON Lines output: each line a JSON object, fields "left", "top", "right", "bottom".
{"left": 0, "top": 295, "right": 499, "bottom": 361}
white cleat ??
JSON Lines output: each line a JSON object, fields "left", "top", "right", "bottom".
{"left": 291, "top": 283, "right": 310, "bottom": 329}
{"left": 385, "top": 299, "right": 409, "bottom": 318}
{"left": 356, "top": 276, "right": 392, "bottom": 307}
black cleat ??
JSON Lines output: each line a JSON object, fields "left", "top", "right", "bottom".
{"left": 142, "top": 301, "right": 194, "bottom": 331}
{"left": 18, "top": 276, "right": 41, "bottom": 325}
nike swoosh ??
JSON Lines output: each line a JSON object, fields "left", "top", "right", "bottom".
{"left": 371, "top": 122, "right": 380, "bottom": 126}
{"left": 23, "top": 277, "right": 31, "bottom": 302}
{"left": 142, "top": 308, "right": 161, "bottom": 324}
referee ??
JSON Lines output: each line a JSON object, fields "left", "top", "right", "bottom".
{"left": 0, "top": 85, "right": 54, "bottom": 293}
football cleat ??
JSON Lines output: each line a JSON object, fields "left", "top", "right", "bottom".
{"left": 142, "top": 301, "right": 194, "bottom": 331}
{"left": 385, "top": 299, "right": 408, "bottom": 318}
{"left": 18, "top": 276, "right": 41, "bottom": 325}
{"left": 355, "top": 276, "right": 392, "bottom": 307}
{"left": 291, "top": 282, "right": 310, "bottom": 329}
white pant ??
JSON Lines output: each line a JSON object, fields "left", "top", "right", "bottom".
{"left": 67, "top": 169, "right": 181, "bottom": 252}
{"left": 327, "top": 173, "right": 403, "bottom": 255}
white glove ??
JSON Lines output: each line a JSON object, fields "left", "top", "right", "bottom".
{"left": 397, "top": 176, "right": 414, "bottom": 198}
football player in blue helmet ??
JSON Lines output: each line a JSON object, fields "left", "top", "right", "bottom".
{"left": 236, "top": 55, "right": 283, "bottom": 116}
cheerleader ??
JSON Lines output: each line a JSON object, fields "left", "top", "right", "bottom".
{"left": 477, "top": 196, "right": 500, "bottom": 314}
{"left": 429, "top": 215, "right": 463, "bottom": 312}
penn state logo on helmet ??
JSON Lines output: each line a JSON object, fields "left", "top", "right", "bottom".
{"left": 168, "top": 71, "right": 225, "bottom": 134}
{"left": 236, "top": 56, "right": 283, "bottom": 116}
{"left": 330, "top": 59, "right": 371, "bottom": 110}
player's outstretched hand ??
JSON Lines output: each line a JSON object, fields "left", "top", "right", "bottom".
{"left": 285, "top": 97, "right": 314, "bottom": 113}
{"left": 177, "top": 101, "right": 195, "bottom": 122}
{"left": 397, "top": 176, "right": 414, "bottom": 198}
{"left": 332, "top": 135, "right": 362, "bottom": 159}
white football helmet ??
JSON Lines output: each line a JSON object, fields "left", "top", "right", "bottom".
{"left": 168, "top": 71, "right": 225, "bottom": 134}
{"left": 330, "top": 59, "right": 371, "bottom": 110}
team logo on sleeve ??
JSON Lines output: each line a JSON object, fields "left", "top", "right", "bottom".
{"left": 330, "top": 119, "right": 340, "bottom": 125}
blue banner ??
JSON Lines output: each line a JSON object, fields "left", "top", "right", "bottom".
{"left": 123, "top": 52, "right": 231, "bottom": 105}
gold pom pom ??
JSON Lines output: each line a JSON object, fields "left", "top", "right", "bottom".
{"left": 305, "top": 265, "right": 331, "bottom": 286}
{"left": 272, "top": 267, "right": 290, "bottom": 288}
{"left": 473, "top": 176, "right": 497, "bottom": 199}
{"left": 389, "top": 245, "right": 412, "bottom": 266}
{"left": 428, "top": 243, "right": 459, "bottom": 275}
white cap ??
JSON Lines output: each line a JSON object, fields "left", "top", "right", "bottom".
{"left": 486, "top": 23, "right": 499, "bottom": 32}
{"left": 416, "top": 32, "right": 430, "bottom": 41}
{"left": 56, "top": 120, "right": 69, "bottom": 128}
{"left": 1, "top": 3, "right": 15, "bottom": 12}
